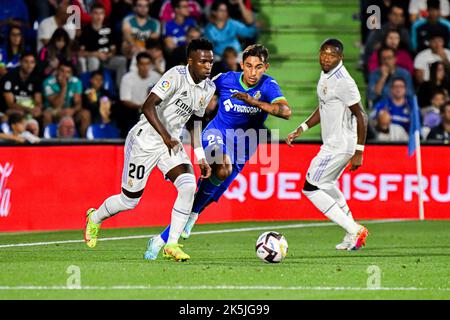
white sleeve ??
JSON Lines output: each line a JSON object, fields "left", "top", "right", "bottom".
{"left": 150, "top": 68, "right": 179, "bottom": 101}
{"left": 38, "top": 19, "right": 51, "bottom": 41}
{"left": 443, "top": 0, "right": 450, "bottom": 16}
{"left": 409, "top": 0, "right": 420, "bottom": 14}
{"left": 337, "top": 78, "right": 361, "bottom": 107}
{"left": 120, "top": 74, "right": 132, "bottom": 101}
{"left": 414, "top": 52, "right": 427, "bottom": 70}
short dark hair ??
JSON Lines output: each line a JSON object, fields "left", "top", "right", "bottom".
{"left": 136, "top": 51, "right": 152, "bottom": 63}
{"left": 91, "top": 2, "right": 105, "bottom": 11}
{"left": 378, "top": 46, "right": 395, "bottom": 62}
{"left": 8, "top": 113, "right": 24, "bottom": 126}
{"left": 145, "top": 38, "right": 163, "bottom": 50}
{"left": 427, "top": 0, "right": 441, "bottom": 10}
{"left": 391, "top": 77, "right": 406, "bottom": 87}
{"left": 59, "top": 60, "right": 74, "bottom": 71}
{"left": 90, "top": 70, "right": 104, "bottom": 79}
{"left": 242, "top": 44, "right": 269, "bottom": 63}
{"left": 211, "top": 0, "right": 229, "bottom": 12}
{"left": 223, "top": 46, "right": 238, "bottom": 57}
{"left": 20, "top": 52, "right": 35, "bottom": 61}
{"left": 171, "top": 0, "right": 187, "bottom": 9}
{"left": 187, "top": 38, "right": 213, "bottom": 57}
{"left": 320, "top": 38, "right": 344, "bottom": 53}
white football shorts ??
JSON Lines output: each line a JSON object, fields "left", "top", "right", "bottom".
{"left": 121, "top": 122, "right": 192, "bottom": 193}
{"left": 305, "top": 150, "right": 353, "bottom": 189}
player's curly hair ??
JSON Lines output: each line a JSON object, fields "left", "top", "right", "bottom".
{"left": 187, "top": 38, "right": 214, "bottom": 57}
{"left": 242, "top": 44, "right": 269, "bottom": 63}
{"left": 320, "top": 38, "right": 344, "bottom": 53}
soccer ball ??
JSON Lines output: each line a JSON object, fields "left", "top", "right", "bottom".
{"left": 255, "top": 231, "right": 288, "bottom": 263}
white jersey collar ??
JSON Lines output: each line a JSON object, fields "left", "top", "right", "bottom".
{"left": 186, "top": 65, "right": 207, "bottom": 89}
{"left": 324, "top": 61, "right": 344, "bottom": 79}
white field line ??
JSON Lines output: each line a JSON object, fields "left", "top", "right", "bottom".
{"left": 0, "top": 285, "right": 449, "bottom": 292}
{"left": 0, "top": 219, "right": 408, "bottom": 249}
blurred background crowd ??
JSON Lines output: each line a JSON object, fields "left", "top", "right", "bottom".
{"left": 361, "top": 0, "right": 450, "bottom": 143}
{"left": 0, "top": 0, "right": 448, "bottom": 145}
{"left": 0, "top": 0, "right": 257, "bottom": 143}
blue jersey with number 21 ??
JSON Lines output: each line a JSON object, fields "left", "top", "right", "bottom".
{"left": 202, "top": 71, "right": 286, "bottom": 171}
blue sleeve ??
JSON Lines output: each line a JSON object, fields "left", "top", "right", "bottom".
{"left": 410, "top": 19, "right": 426, "bottom": 52}
{"left": 367, "top": 71, "right": 380, "bottom": 102}
{"left": 231, "top": 19, "right": 257, "bottom": 39}
{"left": 264, "top": 78, "right": 286, "bottom": 104}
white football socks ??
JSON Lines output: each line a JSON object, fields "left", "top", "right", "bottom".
{"left": 91, "top": 193, "right": 140, "bottom": 224}
{"left": 303, "top": 189, "right": 360, "bottom": 235}
{"left": 324, "top": 186, "right": 354, "bottom": 221}
{"left": 167, "top": 174, "right": 197, "bottom": 245}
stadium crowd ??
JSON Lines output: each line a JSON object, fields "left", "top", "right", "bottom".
{"left": 0, "top": 0, "right": 448, "bottom": 145}
{"left": 0, "top": 0, "right": 255, "bottom": 143}
{"left": 362, "top": 0, "right": 450, "bottom": 143}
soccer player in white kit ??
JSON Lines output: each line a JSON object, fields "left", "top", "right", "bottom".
{"left": 286, "top": 39, "right": 369, "bottom": 250}
{"left": 84, "top": 39, "right": 216, "bottom": 261}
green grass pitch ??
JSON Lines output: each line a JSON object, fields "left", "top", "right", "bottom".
{"left": 0, "top": 220, "right": 449, "bottom": 300}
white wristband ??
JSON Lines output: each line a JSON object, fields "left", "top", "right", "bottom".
{"left": 355, "top": 144, "right": 365, "bottom": 152}
{"left": 300, "top": 123, "right": 309, "bottom": 132}
{"left": 194, "top": 147, "right": 206, "bottom": 161}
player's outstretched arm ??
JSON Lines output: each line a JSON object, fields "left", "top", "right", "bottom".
{"left": 231, "top": 93, "right": 291, "bottom": 120}
{"left": 186, "top": 115, "right": 211, "bottom": 179}
{"left": 285, "top": 107, "right": 321, "bottom": 147}
{"left": 348, "top": 102, "right": 368, "bottom": 171}
{"left": 142, "top": 93, "right": 181, "bottom": 156}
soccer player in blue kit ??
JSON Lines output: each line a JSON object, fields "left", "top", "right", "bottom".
{"left": 144, "top": 44, "right": 292, "bottom": 260}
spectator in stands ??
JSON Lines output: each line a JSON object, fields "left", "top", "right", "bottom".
{"left": 417, "top": 61, "right": 450, "bottom": 107}
{"left": 130, "top": 38, "right": 166, "bottom": 75}
{"left": 0, "top": 0, "right": 30, "bottom": 46}
{"left": 368, "top": 29, "right": 414, "bottom": 76}
{"left": 368, "top": 47, "right": 414, "bottom": 105}
{"left": 211, "top": 46, "right": 241, "bottom": 77}
{"left": 370, "top": 78, "right": 413, "bottom": 132}
{"left": 38, "top": 28, "right": 76, "bottom": 78}
{"left": 427, "top": 102, "right": 450, "bottom": 142}
{"left": 364, "top": 4, "right": 411, "bottom": 63}
{"left": 163, "top": 0, "right": 197, "bottom": 52}
{"left": 82, "top": 70, "right": 113, "bottom": 123}
{"left": 159, "top": 0, "right": 203, "bottom": 23}
{"left": 122, "top": 0, "right": 161, "bottom": 58}
{"left": 86, "top": 96, "right": 120, "bottom": 139}
{"left": 57, "top": 116, "right": 77, "bottom": 139}
{"left": 166, "top": 26, "right": 201, "bottom": 69}
{"left": 0, "top": 26, "right": 26, "bottom": 76}
{"left": 72, "top": 0, "right": 112, "bottom": 26}
{"left": 78, "top": 3, "right": 127, "bottom": 88}
{"left": 373, "top": 109, "right": 409, "bottom": 142}
{"left": 25, "top": 118, "right": 40, "bottom": 137}
{"left": 119, "top": 52, "right": 161, "bottom": 134}
{"left": 422, "top": 90, "right": 447, "bottom": 136}
{"left": 43, "top": 61, "right": 90, "bottom": 137}
{"left": 409, "top": 0, "right": 450, "bottom": 23}
{"left": 1, "top": 53, "right": 42, "bottom": 120}
{"left": 0, "top": 113, "right": 39, "bottom": 143}
{"left": 414, "top": 33, "right": 450, "bottom": 84}
{"left": 38, "top": 0, "right": 77, "bottom": 52}
{"left": 411, "top": 0, "right": 450, "bottom": 52}
{"left": 205, "top": 0, "right": 257, "bottom": 58}
{"left": 225, "top": 0, "right": 255, "bottom": 25}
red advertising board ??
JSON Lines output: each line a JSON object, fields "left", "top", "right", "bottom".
{"left": 0, "top": 144, "right": 449, "bottom": 232}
